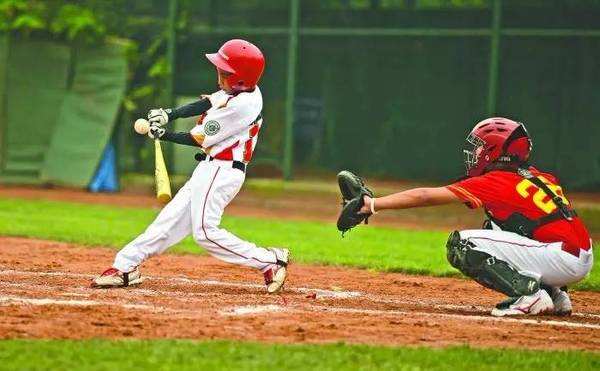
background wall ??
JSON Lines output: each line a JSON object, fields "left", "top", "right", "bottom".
{"left": 0, "top": 0, "right": 599, "bottom": 189}
{"left": 0, "top": 37, "right": 127, "bottom": 186}
{"left": 170, "top": 1, "right": 600, "bottom": 188}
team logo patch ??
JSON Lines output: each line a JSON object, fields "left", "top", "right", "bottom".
{"left": 204, "top": 120, "right": 221, "bottom": 136}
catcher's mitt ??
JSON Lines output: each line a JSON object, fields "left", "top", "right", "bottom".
{"left": 336, "top": 171, "right": 374, "bottom": 235}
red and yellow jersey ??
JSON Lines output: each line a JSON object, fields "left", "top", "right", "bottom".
{"left": 447, "top": 168, "right": 591, "bottom": 252}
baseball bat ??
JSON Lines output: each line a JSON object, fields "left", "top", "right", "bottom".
{"left": 154, "top": 139, "right": 172, "bottom": 203}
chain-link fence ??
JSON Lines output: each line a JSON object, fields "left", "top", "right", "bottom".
{"left": 1, "top": 0, "right": 600, "bottom": 189}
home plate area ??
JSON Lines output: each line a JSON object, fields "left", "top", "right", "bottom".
{"left": 1, "top": 237, "right": 600, "bottom": 350}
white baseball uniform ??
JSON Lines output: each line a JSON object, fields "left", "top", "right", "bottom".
{"left": 458, "top": 228, "right": 593, "bottom": 287}
{"left": 113, "top": 87, "right": 281, "bottom": 273}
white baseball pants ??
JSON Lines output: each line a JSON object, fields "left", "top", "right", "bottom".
{"left": 113, "top": 159, "right": 279, "bottom": 273}
{"left": 459, "top": 229, "right": 593, "bottom": 287}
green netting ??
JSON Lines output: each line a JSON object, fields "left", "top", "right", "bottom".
{"left": 0, "top": 34, "right": 8, "bottom": 170}
{"left": 497, "top": 37, "right": 600, "bottom": 190}
{"left": 296, "top": 36, "right": 489, "bottom": 181}
{"left": 172, "top": 29, "right": 600, "bottom": 188}
{"left": 41, "top": 40, "right": 128, "bottom": 187}
{"left": 294, "top": 35, "right": 600, "bottom": 189}
{"left": 4, "top": 3, "right": 599, "bottom": 190}
{"left": 1, "top": 38, "right": 70, "bottom": 183}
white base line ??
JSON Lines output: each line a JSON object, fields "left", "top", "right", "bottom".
{"left": 162, "top": 277, "right": 361, "bottom": 299}
{"left": 2, "top": 268, "right": 600, "bottom": 327}
{"left": 220, "top": 304, "right": 600, "bottom": 330}
{"left": 0, "top": 295, "right": 166, "bottom": 312}
{"left": 0, "top": 281, "right": 217, "bottom": 300}
{"left": 221, "top": 304, "right": 286, "bottom": 316}
{"left": 3, "top": 291, "right": 600, "bottom": 331}
{"left": 306, "top": 305, "right": 600, "bottom": 330}
{"left": 364, "top": 294, "right": 600, "bottom": 320}
{"left": 0, "top": 269, "right": 361, "bottom": 299}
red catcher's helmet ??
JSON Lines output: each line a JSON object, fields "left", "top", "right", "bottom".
{"left": 464, "top": 117, "right": 532, "bottom": 177}
{"left": 205, "top": 39, "right": 265, "bottom": 92}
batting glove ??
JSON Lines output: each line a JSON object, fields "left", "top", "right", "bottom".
{"left": 148, "top": 125, "right": 166, "bottom": 139}
{"left": 147, "top": 108, "right": 170, "bottom": 126}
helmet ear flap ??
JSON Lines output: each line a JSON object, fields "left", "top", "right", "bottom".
{"left": 506, "top": 137, "right": 531, "bottom": 162}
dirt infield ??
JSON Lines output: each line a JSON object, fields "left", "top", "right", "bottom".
{"left": 1, "top": 237, "right": 600, "bottom": 351}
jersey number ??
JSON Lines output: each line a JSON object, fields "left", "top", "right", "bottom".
{"left": 515, "top": 176, "right": 570, "bottom": 214}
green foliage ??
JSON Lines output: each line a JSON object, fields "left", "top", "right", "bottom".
{"left": 0, "top": 0, "right": 45, "bottom": 32}
{"left": 0, "top": 197, "right": 598, "bottom": 291}
{"left": 50, "top": 4, "right": 106, "bottom": 42}
{"left": 0, "top": 1, "right": 107, "bottom": 42}
{"left": 122, "top": 38, "right": 170, "bottom": 115}
{"left": 9, "top": 12, "right": 43, "bottom": 30}
{"left": 148, "top": 55, "right": 169, "bottom": 79}
{"left": 1, "top": 340, "right": 599, "bottom": 371}
{"left": 0, "top": 0, "right": 165, "bottom": 123}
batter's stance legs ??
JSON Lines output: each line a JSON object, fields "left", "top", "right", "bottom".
{"left": 93, "top": 162, "right": 289, "bottom": 293}
{"left": 189, "top": 163, "right": 289, "bottom": 293}
{"left": 112, "top": 181, "right": 194, "bottom": 273}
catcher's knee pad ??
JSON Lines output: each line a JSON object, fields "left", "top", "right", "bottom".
{"left": 445, "top": 230, "right": 539, "bottom": 297}
{"left": 446, "top": 231, "right": 472, "bottom": 270}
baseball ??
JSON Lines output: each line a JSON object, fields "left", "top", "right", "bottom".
{"left": 134, "top": 118, "right": 150, "bottom": 135}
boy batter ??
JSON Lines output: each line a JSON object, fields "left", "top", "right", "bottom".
{"left": 92, "top": 39, "right": 289, "bottom": 293}
{"left": 340, "top": 117, "right": 592, "bottom": 316}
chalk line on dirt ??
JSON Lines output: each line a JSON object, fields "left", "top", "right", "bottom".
{"left": 162, "top": 276, "right": 361, "bottom": 299}
{"left": 5, "top": 267, "right": 598, "bottom": 320}
{"left": 220, "top": 304, "right": 600, "bottom": 330}
{"left": 2, "top": 268, "right": 600, "bottom": 326}
{"left": 306, "top": 305, "right": 600, "bottom": 330}
{"left": 0, "top": 295, "right": 163, "bottom": 311}
{"left": 0, "top": 268, "right": 361, "bottom": 299}
{"left": 221, "top": 305, "right": 287, "bottom": 316}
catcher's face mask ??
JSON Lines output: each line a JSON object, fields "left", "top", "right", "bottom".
{"left": 463, "top": 133, "right": 485, "bottom": 175}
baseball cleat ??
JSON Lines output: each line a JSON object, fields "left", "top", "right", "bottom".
{"left": 491, "top": 289, "right": 554, "bottom": 317}
{"left": 549, "top": 287, "right": 572, "bottom": 316}
{"left": 91, "top": 267, "right": 143, "bottom": 288}
{"left": 263, "top": 248, "right": 290, "bottom": 294}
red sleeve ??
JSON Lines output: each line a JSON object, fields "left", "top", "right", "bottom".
{"left": 446, "top": 173, "right": 506, "bottom": 209}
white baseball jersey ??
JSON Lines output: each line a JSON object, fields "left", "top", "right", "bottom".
{"left": 190, "top": 87, "right": 263, "bottom": 163}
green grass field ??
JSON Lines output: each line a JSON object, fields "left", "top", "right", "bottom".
{"left": 0, "top": 197, "right": 598, "bottom": 290}
{"left": 1, "top": 196, "right": 599, "bottom": 369}
{"left": 0, "top": 340, "right": 598, "bottom": 371}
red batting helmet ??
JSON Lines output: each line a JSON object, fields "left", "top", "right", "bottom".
{"left": 463, "top": 117, "right": 532, "bottom": 177}
{"left": 205, "top": 39, "right": 265, "bottom": 92}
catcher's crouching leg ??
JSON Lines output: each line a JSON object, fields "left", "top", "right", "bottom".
{"left": 445, "top": 231, "right": 539, "bottom": 297}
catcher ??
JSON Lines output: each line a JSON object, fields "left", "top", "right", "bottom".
{"left": 337, "top": 117, "right": 593, "bottom": 317}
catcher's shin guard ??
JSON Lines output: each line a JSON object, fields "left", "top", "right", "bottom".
{"left": 446, "top": 231, "right": 539, "bottom": 297}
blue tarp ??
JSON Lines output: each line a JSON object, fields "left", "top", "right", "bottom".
{"left": 89, "top": 141, "right": 119, "bottom": 192}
